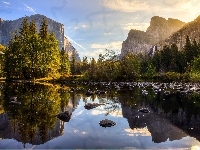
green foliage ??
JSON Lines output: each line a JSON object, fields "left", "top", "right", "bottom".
{"left": 0, "top": 44, "right": 6, "bottom": 77}
{"left": 4, "top": 18, "right": 61, "bottom": 79}
{"left": 120, "top": 53, "right": 140, "bottom": 80}
{"left": 190, "top": 56, "right": 200, "bottom": 82}
{"left": 60, "top": 48, "right": 70, "bottom": 76}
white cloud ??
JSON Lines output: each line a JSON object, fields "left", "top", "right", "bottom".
{"left": 102, "top": 0, "right": 191, "bottom": 13}
{"left": 3, "top": 1, "right": 10, "bottom": 5}
{"left": 73, "top": 24, "right": 88, "bottom": 30}
{"left": 123, "top": 23, "right": 149, "bottom": 31}
{"left": 80, "top": 49, "right": 105, "bottom": 58}
{"left": 102, "top": 0, "right": 149, "bottom": 13}
{"left": 125, "top": 127, "right": 151, "bottom": 137}
{"left": 101, "top": 0, "right": 200, "bottom": 22}
{"left": 91, "top": 41, "right": 122, "bottom": 50}
{"left": 23, "top": 3, "right": 36, "bottom": 14}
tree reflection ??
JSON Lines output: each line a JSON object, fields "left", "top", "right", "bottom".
{"left": 2, "top": 83, "right": 70, "bottom": 146}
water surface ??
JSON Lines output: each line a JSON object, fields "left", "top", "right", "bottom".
{"left": 0, "top": 82, "right": 200, "bottom": 149}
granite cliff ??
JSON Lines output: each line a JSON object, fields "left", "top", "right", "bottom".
{"left": 0, "top": 14, "right": 80, "bottom": 60}
{"left": 121, "top": 16, "right": 185, "bottom": 57}
{"left": 162, "top": 15, "right": 200, "bottom": 50}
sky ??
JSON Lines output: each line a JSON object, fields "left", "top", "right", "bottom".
{"left": 1, "top": 0, "right": 200, "bottom": 59}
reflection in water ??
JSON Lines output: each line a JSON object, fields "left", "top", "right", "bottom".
{"left": 0, "top": 82, "right": 199, "bottom": 148}
{"left": 121, "top": 103, "right": 186, "bottom": 143}
{"left": 119, "top": 87, "right": 200, "bottom": 143}
{"left": 0, "top": 82, "right": 72, "bottom": 147}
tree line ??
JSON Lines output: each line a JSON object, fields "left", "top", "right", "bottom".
{"left": 1, "top": 18, "right": 200, "bottom": 82}
{"left": 70, "top": 36, "right": 200, "bottom": 82}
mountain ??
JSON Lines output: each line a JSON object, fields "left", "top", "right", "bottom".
{"left": 160, "top": 15, "right": 200, "bottom": 50}
{"left": 0, "top": 14, "right": 80, "bottom": 60}
{"left": 121, "top": 16, "right": 185, "bottom": 57}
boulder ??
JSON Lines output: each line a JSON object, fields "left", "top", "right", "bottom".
{"left": 56, "top": 111, "right": 72, "bottom": 122}
{"left": 99, "top": 119, "right": 116, "bottom": 127}
{"left": 84, "top": 103, "right": 103, "bottom": 110}
{"left": 139, "top": 108, "right": 150, "bottom": 113}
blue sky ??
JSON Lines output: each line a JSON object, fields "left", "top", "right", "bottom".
{"left": 1, "top": 0, "right": 200, "bottom": 59}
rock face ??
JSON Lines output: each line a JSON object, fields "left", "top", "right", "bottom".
{"left": 64, "top": 36, "right": 81, "bottom": 61}
{"left": 146, "top": 16, "right": 185, "bottom": 44}
{"left": 121, "top": 16, "right": 185, "bottom": 57}
{"left": 162, "top": 15, "right": 200, "bottom": 50}
{"left": 121, "top": 29, "right": 151, "bottom": 57}
{"left": 0, "top": 14, "right": 80, "bottom": 60}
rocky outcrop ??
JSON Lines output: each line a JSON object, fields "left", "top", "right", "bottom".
{"left": 146, "top": 16, "right": 185, "bottom": 44}
{"left": 162, "top": 15, "right": 200, "bottom": 50}
{"left": 0, "top": 14, "right": 80, "bottom": 60}
{"left": 121, "top": 16, "right": 185, "bottom": 57}
{"left": 121, "top": 29, "right": 152, "bottom": 57}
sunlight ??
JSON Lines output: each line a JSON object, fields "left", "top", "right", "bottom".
{"left": 191, "top": 145, "right": 200, "bottom": 150}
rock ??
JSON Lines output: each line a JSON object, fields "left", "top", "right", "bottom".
{"left": 56, "top": 111, "right": 72, "bottom": 122}
{"left": 99, "top": 119, "right": 116, "bottom": 127}
{"left": 139, "top": 108, "right": 149, "bottom": 113}
{"left": 84, "top": 103, "right": 103, "bottom": 110}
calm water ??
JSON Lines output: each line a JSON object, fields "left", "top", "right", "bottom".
{"left": 0, "top": 82, "right": 200, "bottom": 149}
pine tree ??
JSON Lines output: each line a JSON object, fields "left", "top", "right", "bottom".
{"left": 60, "top": 47, "right": 70, "bottom": 76}
{"left": 4, "top": 18, "right": 61, "bottom": 79}
{"left": 39, "top": 18, "right": 48, "bottom": 40}
{"left": 70, "top": 50, "right": 76, "bottom": 75}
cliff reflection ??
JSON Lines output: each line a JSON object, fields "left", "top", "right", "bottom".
{"left": 0, "top": 83, "right": 72, "bottom": 146}
{"left": 118, "top": 88, "right": 200, "bottom": 143}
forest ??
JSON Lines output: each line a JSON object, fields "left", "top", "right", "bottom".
{"left": 1, "top": 18, "right": 200, "bottom": 82}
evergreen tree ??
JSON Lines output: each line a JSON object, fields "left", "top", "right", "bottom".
{"left": 4, "top": 18, "right": 61, "bottom": 79}
{"left": 183, "top": 35, "right": 192, "bottom": 65}
{"left": 60, "top": 47, "right": 70, "bottom": 76}
{"left": 70, "top": 50, "right": 76, "bottom": 75}
{"left": 0, "top": 44, "right": 6, "bottom": 77}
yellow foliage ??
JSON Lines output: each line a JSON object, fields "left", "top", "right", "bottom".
{"left": 0, "top": 44, "right": 6, "bottom": 52}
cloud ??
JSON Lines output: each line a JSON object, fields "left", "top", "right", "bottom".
{"left": 79, "top": 49, "right": 105, "bottom": 58}
{"left": 91, "top": 41, "right": 122, "bottom": 50}
{"left": 102, "top": 0, "right": 191, "bottom": 13}
{"left": 102, "top": 0, "right": 149, "bottom": 12}
{"left": 123, "top": 23, "right": 149, "bottom": 31}
{"left": 23, "top": 3, "right": 36, "bottom": 14}
{"left": 125, "top": 127, "right": 151, "bottom": 137}
{"left": 3, "top": 1, "right": 10, "bottom": 5}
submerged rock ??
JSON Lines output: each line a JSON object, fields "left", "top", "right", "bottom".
{"left": 84, "top": 103, "right": 103, "bottom": 110}
{"left": 99, "top": 119, "right": 116, "bottom": 127}
{"left": 139, "top": 108, "right": 150, "bottom": 113}
{"left": 56, "top": 111, "right": 72, "bottom": 122}
{"left": 9, "top": 96, "right": 21, "bottom": 105}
